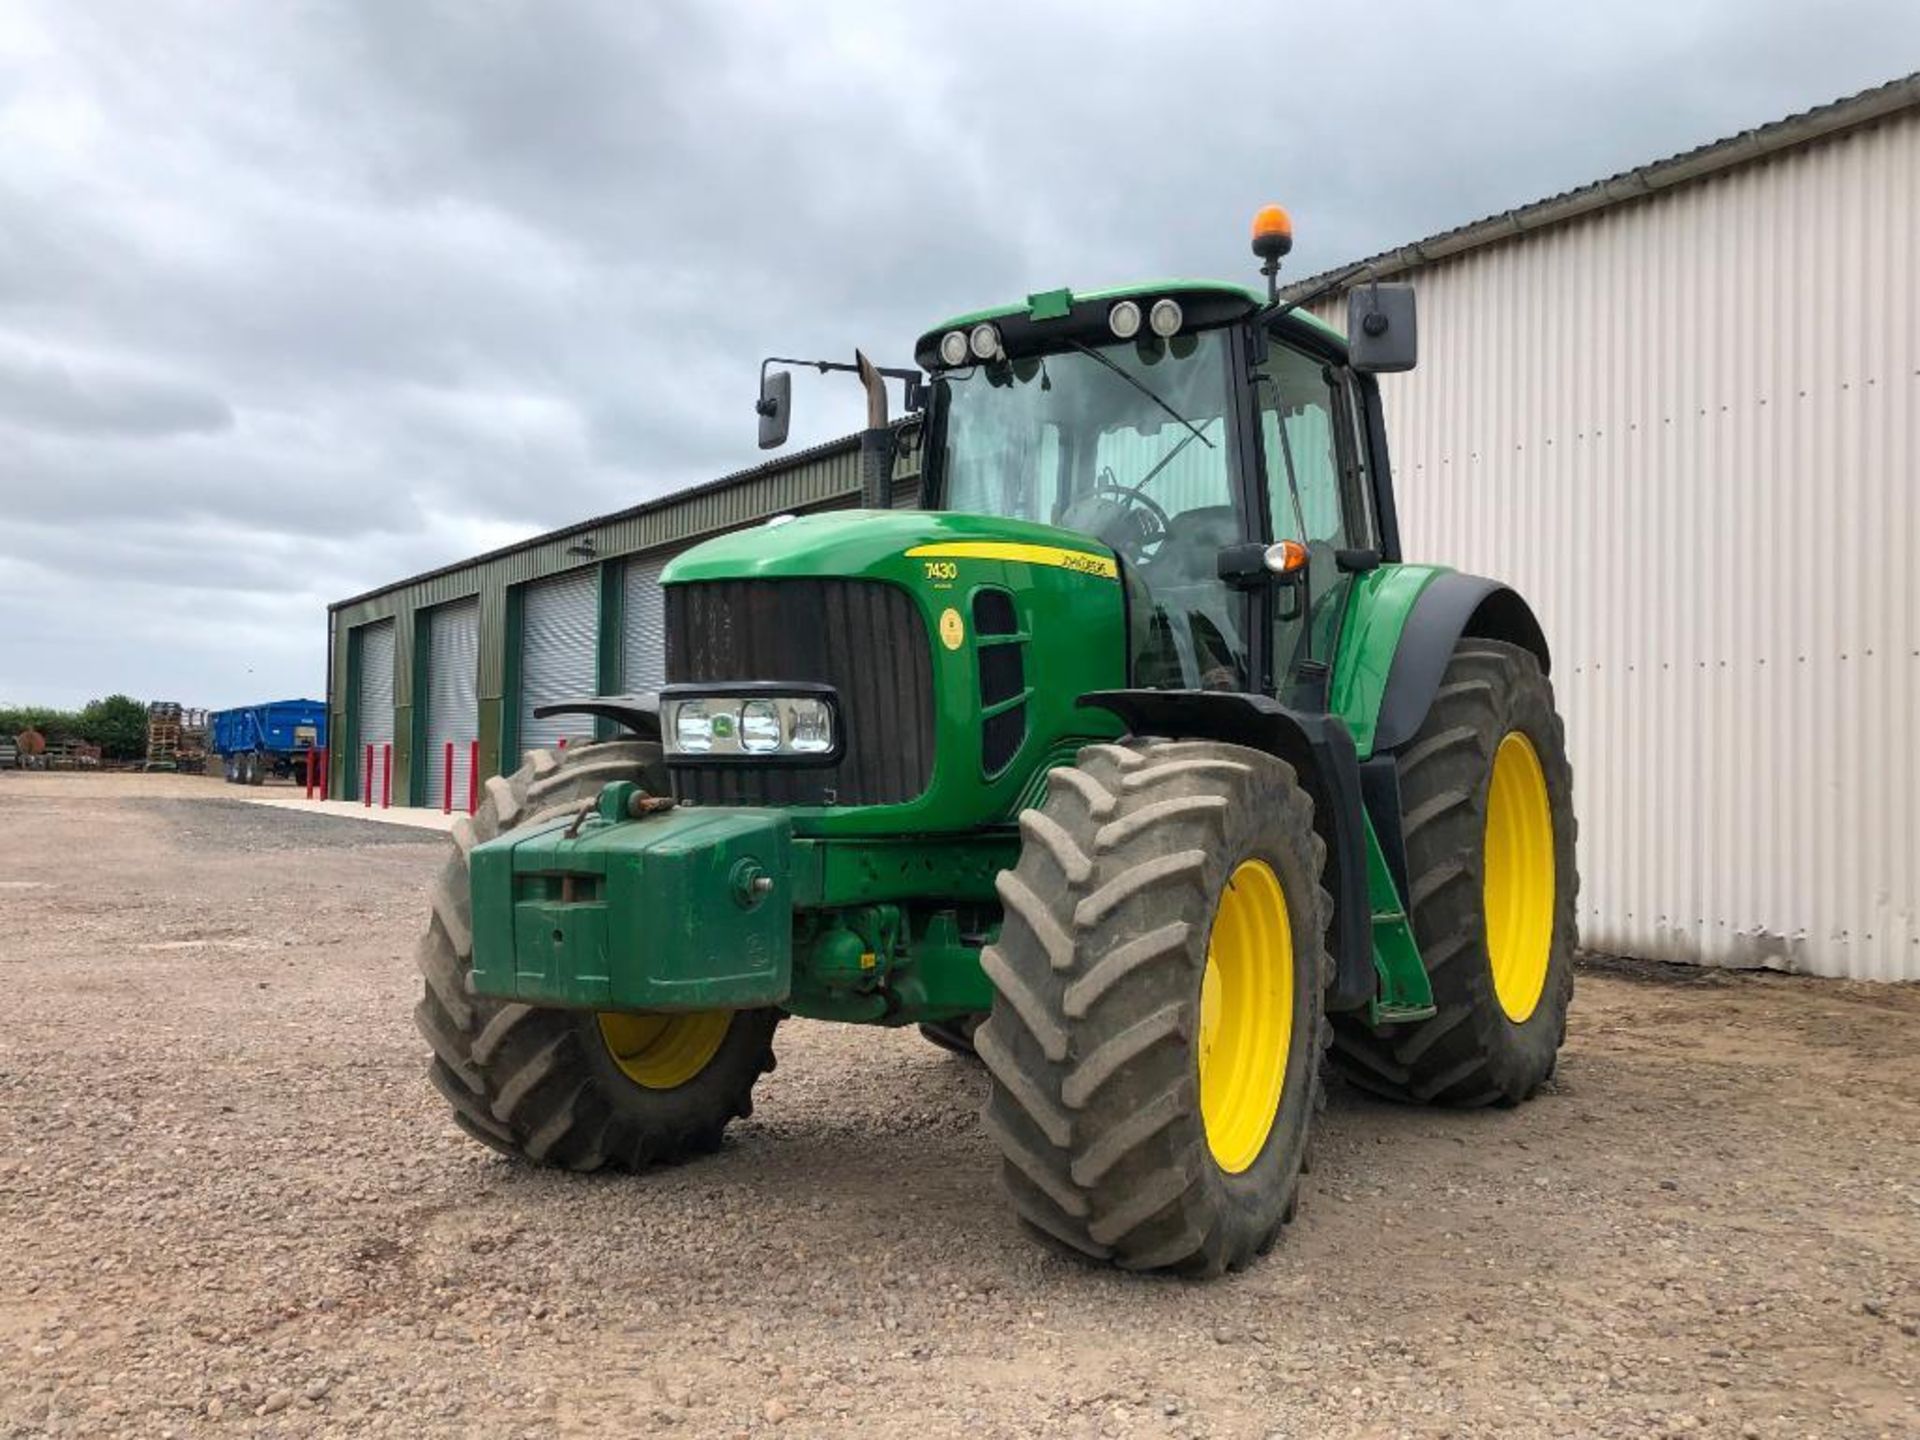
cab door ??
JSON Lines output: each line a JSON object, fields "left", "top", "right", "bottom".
{"left": 1251, "top": 331, "right": 1380, "bottom": 707}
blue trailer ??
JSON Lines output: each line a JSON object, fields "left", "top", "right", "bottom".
{"left": 210, "top": 699, "right": 328, "bottom": 786}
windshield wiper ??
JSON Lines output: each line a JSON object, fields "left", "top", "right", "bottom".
{"left": 1061, "top": 337, "right": 1214, "bottom": 449}
{"left": 1120, "top": 416, "right": 1216, "bottom": 500}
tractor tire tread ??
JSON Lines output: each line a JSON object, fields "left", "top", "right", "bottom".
{"left": 979, "top": 737, "right": 1332, "bottom": 1276}
{"left": 412, "top": 741, "right": 779, "bottom": 1171}
{"left": 1329, "top": 640, "right": 1578, "bottom": 1108}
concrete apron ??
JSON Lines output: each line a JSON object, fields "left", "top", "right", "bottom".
{"left": 220, "top": 788, "right": 460, "bottom": 833}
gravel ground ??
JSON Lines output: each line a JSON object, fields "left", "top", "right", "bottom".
{"left": 0, "top": 772, "right": 1915, "bottom": 1440}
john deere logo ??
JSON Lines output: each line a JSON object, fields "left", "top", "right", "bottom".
{"left": 711, "top": 713, "right": 736, "bottom": 739}
{"left": 939, "top": 608, "right": 965, "bottom": 651}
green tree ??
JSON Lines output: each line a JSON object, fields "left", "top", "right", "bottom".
{"left": 0, "top": 705, "right": 81, "bottom": 741}
{"left": 77, "top": 695, "right": 149, "bottom": 760}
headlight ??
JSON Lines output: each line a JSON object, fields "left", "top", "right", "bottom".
{"left": 938, "top": 329, "right": 969, "bottom": 367}
{"left": 1149, "top": 298, "right": 1183, "bottom": 337}
{"left": 786, "top": 699, "right": 833, "bottom": 755}
{"left": 968, "top": 322, "right": 1001, "bottom": 360}
{"left": 738, "top": 700, "right": 782, "bottom": 754}
{"left": 672, "top": 699, "right": 713, "bottom": 753}
{"left": 1108, "top": 300, "right": 1142, "bottom": 340}
{"left": 663, "top": 692, "right": 836, "bottom": 760}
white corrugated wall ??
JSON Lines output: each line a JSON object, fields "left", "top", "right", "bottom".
{"left": 1314, "top": 110, "right": 1919, "bottom": 981}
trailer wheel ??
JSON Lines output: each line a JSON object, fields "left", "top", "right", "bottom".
{"left": 1330, "top": 640, "right": 1577, "bottom": 1106}
{"left": 414, "top": 740, "right": 779, "bottom": 1169}
{"left": 979, "top": 739, "right": 1331, "bottom": 1275}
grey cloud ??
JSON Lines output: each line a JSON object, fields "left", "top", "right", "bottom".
{"left": 0, "top": 344, "right": 232, "bottom": 437}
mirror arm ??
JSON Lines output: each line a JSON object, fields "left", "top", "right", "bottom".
{"left": 759, "top": 355, "right": 926, "bottom": 413}
{"left": 1260, "top": 261, "right": 1373, "bottom": 328}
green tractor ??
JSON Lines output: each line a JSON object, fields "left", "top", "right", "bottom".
{"left": 416, "top": 207, "right": 1577, "bottom": 1275}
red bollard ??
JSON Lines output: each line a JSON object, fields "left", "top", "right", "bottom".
{"left": 468, "top": 740, "right": 480, "bottom": 816}
{"left": 382, "top": 743, "right": 392, "bottom": 809}
{"left": 442, "top": 740, "right": 454, "bottom": 814}
{"left": 305, "top": 748, "right": 315, "bottom": 800}
{"left": 363, "top": 744, "right": 373, "bottom": 807}
{"left": 318, "top": 747, "right": 329, "bottom": 802}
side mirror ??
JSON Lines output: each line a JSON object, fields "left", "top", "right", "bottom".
{"left": 1346, "top": 283, "right": 1417, "bottom": 374}
{"left": 756, "top": 369, "right": 791, "bottom": 450}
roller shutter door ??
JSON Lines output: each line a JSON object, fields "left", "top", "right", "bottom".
{"left": 518, "top": 569, "right": 598, "bottom": 755}
{"left": 621, "top": 551, "right": 674, "bottom": 691}
{"left": 354, "top": 620, "right": 395, "bottom": 801}
{"left": 423, "top": 598, "right": 479, "bottom": 808}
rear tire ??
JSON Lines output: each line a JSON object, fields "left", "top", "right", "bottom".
{"left": 979, "top": 739, "right": 1331, "bottom": 1275}
{"left": 1330, "top": 640, "right": 1577, "bottom": 1106}
{"left": 414, "top": 739, "right": 779, "bottom": 1168}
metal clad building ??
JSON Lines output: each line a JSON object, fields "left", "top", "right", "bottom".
{"left": 1289, "top": 75, "right": 1919, "bottom": 980}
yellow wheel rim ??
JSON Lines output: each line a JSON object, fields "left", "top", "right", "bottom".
{"left": 1198, "top": 859, "right": 1294, "bottom": 1175}
{"left": 596, "top": 1011, "right": 731, "bottom": 1089}
{"left": 1484, "top": 731, "right": 1556, "bottom": 1023}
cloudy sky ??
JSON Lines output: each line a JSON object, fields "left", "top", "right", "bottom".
{"left": 2, "top": 2, "right": 1915, "bottom": 709}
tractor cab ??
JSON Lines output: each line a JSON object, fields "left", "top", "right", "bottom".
{"left": 913, "top": 271, "right": 1411, "bottom": 712}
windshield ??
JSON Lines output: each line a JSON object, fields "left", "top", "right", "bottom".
{"left": 934, "top": 329, "right": 1248, "bottom": 690}
{"left": 937, "top": 330, "right": 1235, "bottom": 546}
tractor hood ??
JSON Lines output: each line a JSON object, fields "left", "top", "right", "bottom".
{"left": 657, "top": 506, "right": 1130, "bottom": 839}
{"left": 661, "top": 508, "right": 1120, "bottom": 587}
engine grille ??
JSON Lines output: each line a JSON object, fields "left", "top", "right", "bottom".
{"left": 665, "top": 578, "right": 935, "bottom": 807}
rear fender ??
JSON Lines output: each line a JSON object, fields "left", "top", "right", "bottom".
{"left": 1077, "top": 689, "right": 1374, "bottom": 1013}
{"left": 1370, "top": 574, "right": 1549, "bottom": 755}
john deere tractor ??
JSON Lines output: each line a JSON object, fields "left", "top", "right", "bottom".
{"left": 416, "top": 207, "right": 1577, "bottom": 1275}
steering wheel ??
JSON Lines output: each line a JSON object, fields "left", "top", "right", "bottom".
{"left": 1081, "top": 469, "right": 1171, "bottom": 558}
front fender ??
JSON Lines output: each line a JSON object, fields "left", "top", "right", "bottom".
{"left": 531, "top": 693, "right": 661, "bottom": 740}
{"left": 1076, "top": 689, "right": 1374, "bottom": 1013}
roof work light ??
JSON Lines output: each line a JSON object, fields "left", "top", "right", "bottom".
{"left": 1252, "top": 204, "right": 1294, "bottom": 302}
{"left": 1251, "top": 205, "right": 1293, "bottom": 260}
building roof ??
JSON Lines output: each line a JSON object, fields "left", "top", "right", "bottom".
{"left": 1278, "top": 70, "right": 1920, "bottom": 302}
{"left": 327, "top": 429, "right": 876, "bottom": 612}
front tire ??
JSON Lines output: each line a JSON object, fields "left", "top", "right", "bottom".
{"left": 1330, "top": 639, "right": 1578, "bottom": 1106}
{"left": 414, "top": 740, "right": 779, "bottom": 1169}
{"left": 979, "top": 739, "right": 1331, "bottom": 1275}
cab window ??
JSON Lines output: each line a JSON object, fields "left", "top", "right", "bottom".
{"left": 1255, "top": 340, "right": 1370, "bottom": 691}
